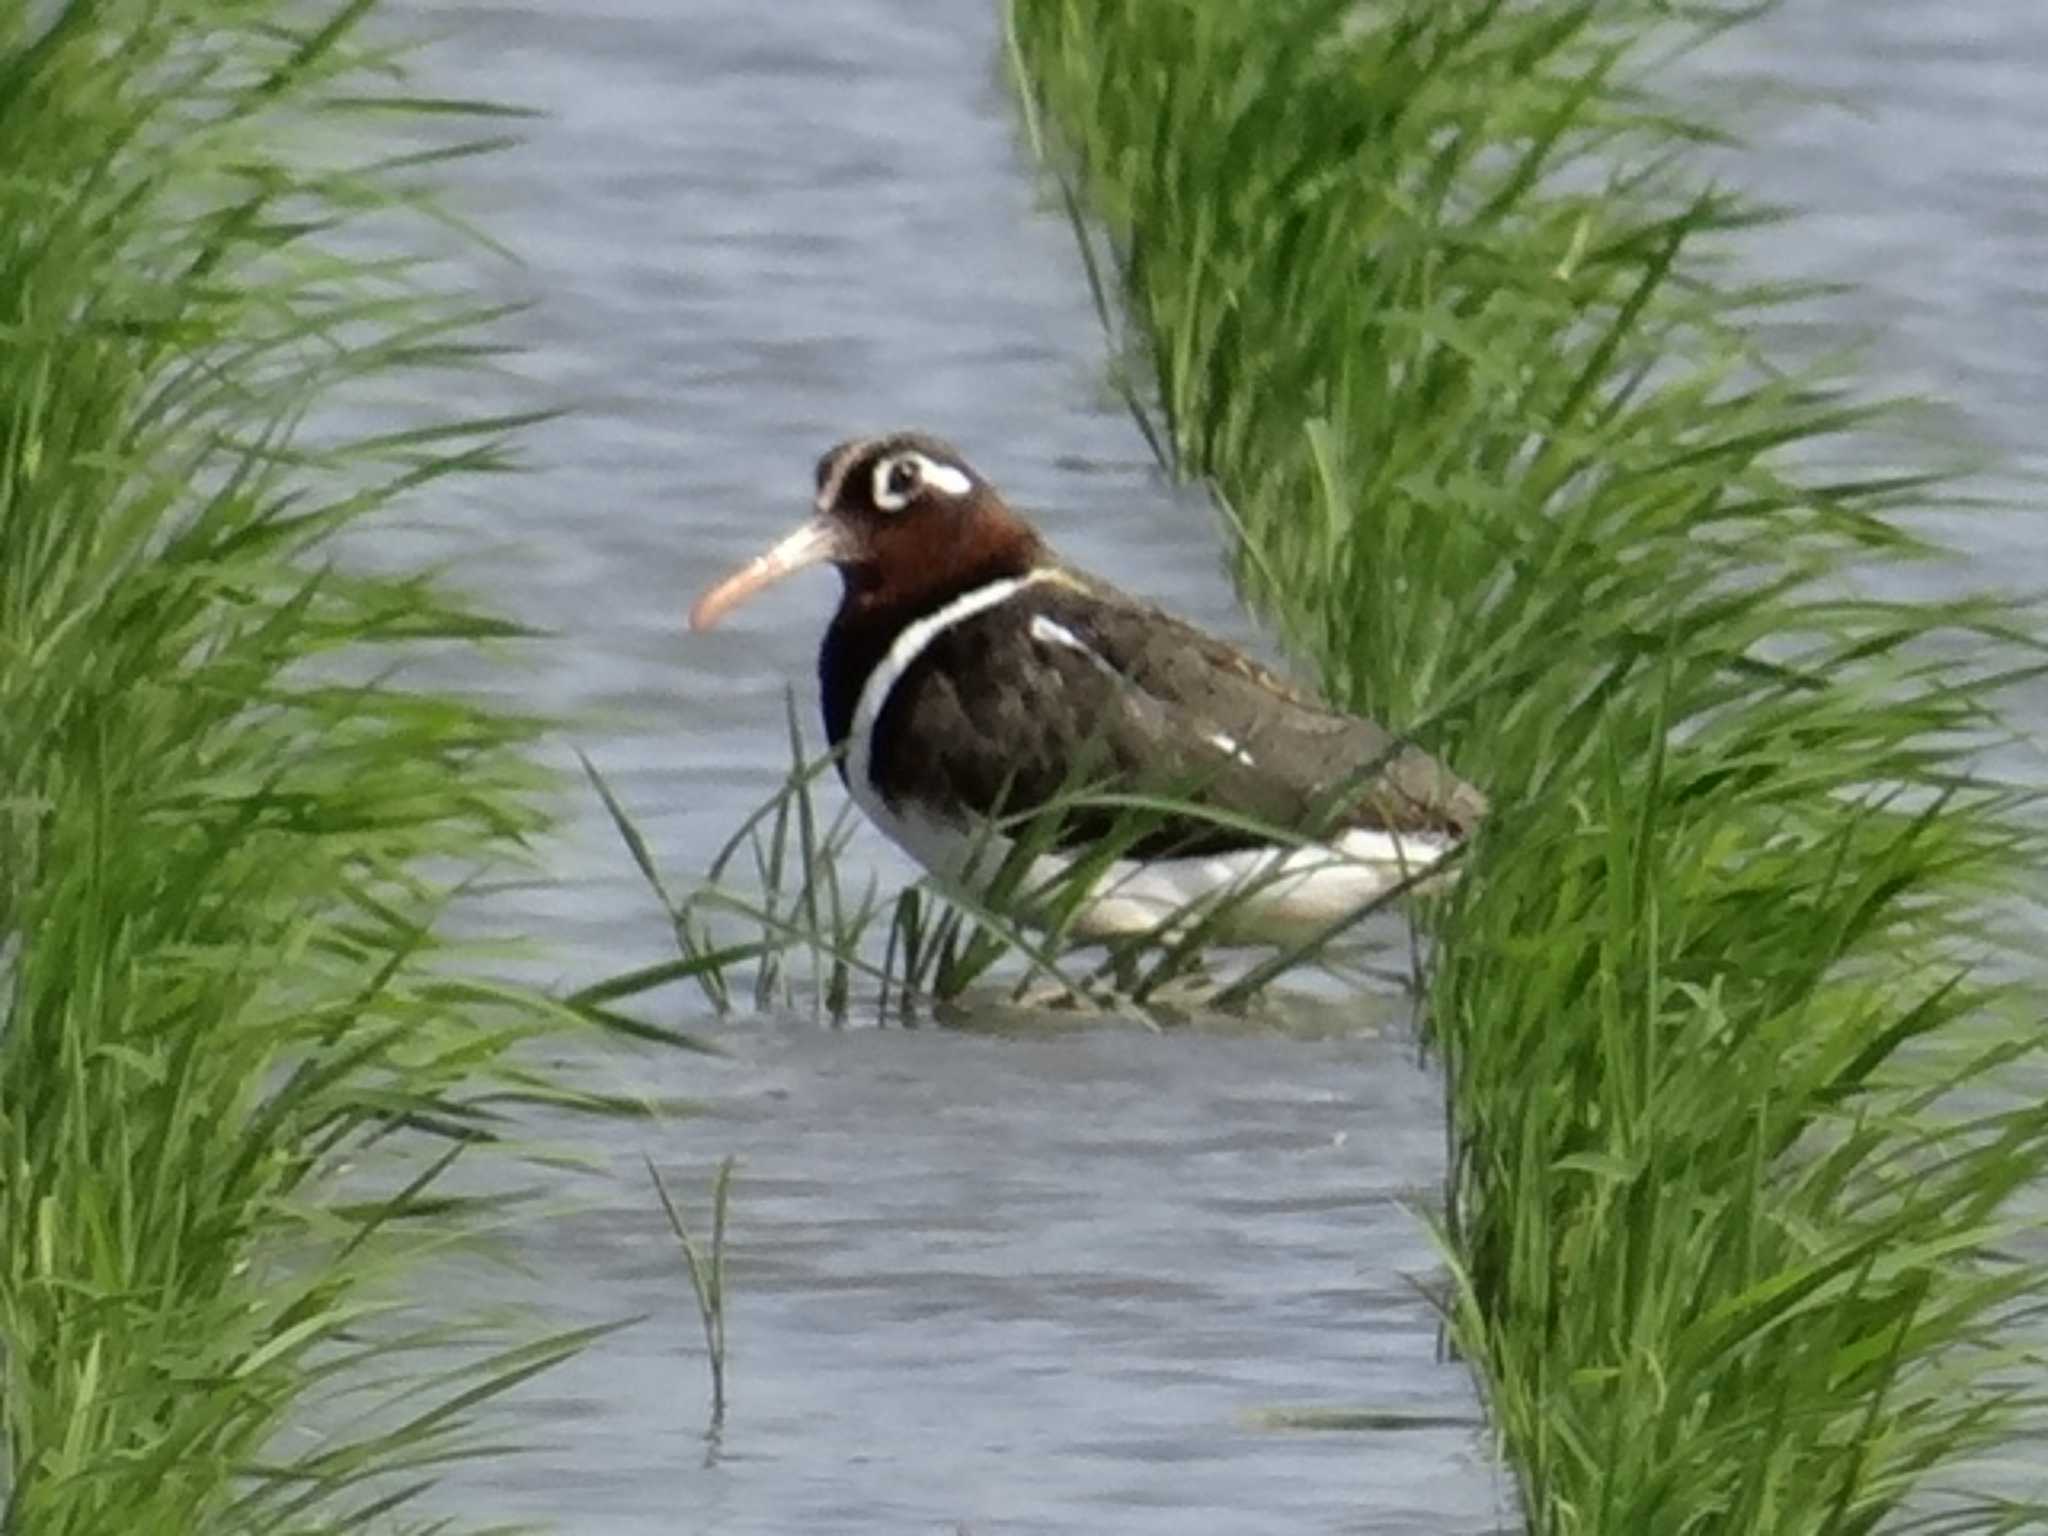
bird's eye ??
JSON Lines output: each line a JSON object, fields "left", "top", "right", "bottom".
{"left": 872, "top": 455, "right": 923, "bottom": 512}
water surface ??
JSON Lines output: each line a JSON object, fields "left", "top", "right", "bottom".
{"left": 380, "top": 2, "right": 2047, "bottom": 1529}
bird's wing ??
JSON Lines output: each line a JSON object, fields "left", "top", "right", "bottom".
{"left": 864, "top": 569, "right": 1486, "bottom": 857}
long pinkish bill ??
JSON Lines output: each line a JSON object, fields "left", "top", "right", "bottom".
{"left": 689, "top": 516, "right": 842, "bottom": 630}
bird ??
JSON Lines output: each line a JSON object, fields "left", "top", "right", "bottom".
{"left": 688, "top": 431, "right": 1487, "bottom": 943}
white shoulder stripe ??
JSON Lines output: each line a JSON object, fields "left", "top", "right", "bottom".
{"left": 846, "top": 570, "right": 1055, "bottom": 804}
{"left": 1029, "top": 612, "right": 1123, "bottom": 682}
{"left": 1028, "top": 613, "right": 1088, "bottom": 653}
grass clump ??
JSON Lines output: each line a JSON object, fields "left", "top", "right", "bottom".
{"left": 587, "top": 705, "right": 1442, "bottom": 1030}
{"left": 1007, "top": 0, "right": 2048, "bottom": 1531}
{"left": 0, "top": 1, "right": 628, "bottom": 1528}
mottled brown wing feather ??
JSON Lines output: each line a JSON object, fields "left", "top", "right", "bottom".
{"left": 864, "top": 569, "right": 1486, "bottom": 857}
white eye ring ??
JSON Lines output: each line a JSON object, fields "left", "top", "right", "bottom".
{"left": 872, "top": 455, "right": 922, "bottom": 513}
{"left": 872, "top": 451, "right": 972, "bottom": 513}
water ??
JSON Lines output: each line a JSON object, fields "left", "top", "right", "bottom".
{"left": 375, "top": 2, "right": 2047, "bottom": 1529}
{"left": 479, "top": 1020, "right": 1488, "bottom": 1535}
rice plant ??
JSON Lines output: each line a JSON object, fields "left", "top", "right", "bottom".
{"left": 0, "top": 1, "right": 644, "bottom": 1528}
{"left": 1006, "top": 0, "right": 2048, "bottom": 1530}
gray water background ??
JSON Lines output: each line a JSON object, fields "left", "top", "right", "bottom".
{"left": 375, "top": 3, "right": 2048, "bottom": 1530}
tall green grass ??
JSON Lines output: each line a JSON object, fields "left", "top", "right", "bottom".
{"left": 1, "top": 2, "right": 629, "bottom": 1528}
{"left": 1008, "top": 0, "right": 2048, "bottom": 1530}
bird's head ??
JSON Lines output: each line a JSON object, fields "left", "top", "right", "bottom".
{"left": 689, "top": 432, "right": 1046, "bottom": 629}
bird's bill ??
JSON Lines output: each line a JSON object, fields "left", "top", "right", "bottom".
{"left": 689, "top": 515, "right": 843, "bottom": 630}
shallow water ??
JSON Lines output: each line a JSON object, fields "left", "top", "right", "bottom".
{"left": 375, "top": 2, "right": 2047, "bottom": 1529}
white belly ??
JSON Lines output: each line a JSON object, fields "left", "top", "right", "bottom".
{"left": 849, "top": 784, "right": 1451, "bottom": 945}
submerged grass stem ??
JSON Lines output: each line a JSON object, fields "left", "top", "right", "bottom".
{"left": 649, "top": 1155, "right": 736, "bottom": 1435}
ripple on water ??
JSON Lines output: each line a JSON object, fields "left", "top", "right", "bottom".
{"left": 377, "top": 0, "right": 2046, "bottom": 1530}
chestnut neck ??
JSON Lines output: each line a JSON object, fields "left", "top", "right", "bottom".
{"left": 839, "top": 495, "right": 1045, "bottom": 622}
{"left": 818, "top": 496, "right": 1047, "bottom": 752}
